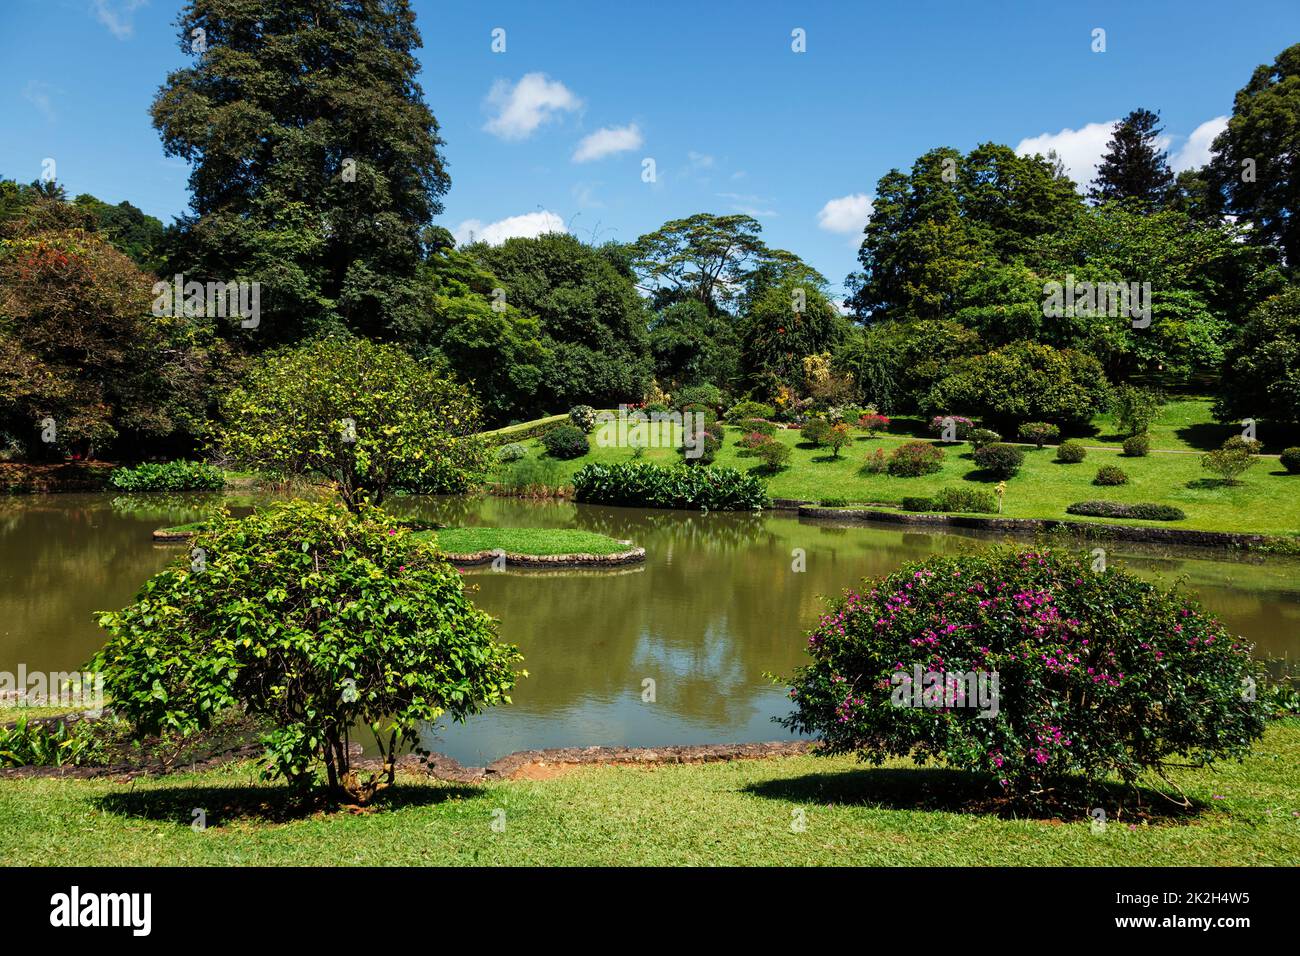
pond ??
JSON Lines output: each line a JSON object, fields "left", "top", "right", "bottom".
{"left": 2, "top": 493, "right": 1298, "bottom": 766}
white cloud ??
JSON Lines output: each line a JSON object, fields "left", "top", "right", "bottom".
{"left": 817, "top": 193, "right": 873, "bottom": 233}
{"left": 688, "top": 151, "right": 714, "bottom": 169}
{"left": 453, "top": 210, "right": 567, "bottom": 246}
{"left": 483, "top": 73, "right": 581, "bottom": 141}
{"left": 92, "top": 0, "right": 147, "bottom": 40}
{"left": 23, "top": 81, "right": 56, "bottom": 123}
{"left": 1171, "top": 116, "right": 1228, "bottom": 172}
{"left": 1015, "top": 121, "right": 1118, "bottom": 191}
{"left": 572, "top": 124, "right": 643, "bottom": 163}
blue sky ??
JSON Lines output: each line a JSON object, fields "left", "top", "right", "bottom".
{"left": 3, "top": 0, "right": 1299, "bottom": 299}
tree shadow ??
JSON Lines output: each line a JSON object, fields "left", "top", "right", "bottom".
{"left": 960, "top": 468, "right": 1004, "bottom": 483}
{"left": 1175, "top": 422, "right": 1232, "bottom": 452}
{"left": 1185, "top": 477, "right": 1239, "bottom": 490}
{"left": 810, "top": 454, "right": 844, "bottom": 463}
{"left": 743, "top": 766, "right": 1205, "bottom": 823}
{"left": 94, "top": 779, "right": 486, "bottom": 826}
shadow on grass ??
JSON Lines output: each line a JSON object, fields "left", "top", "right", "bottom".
{"left": 1175, "top": 422, "right": 1233, "bottom": 452}
{"left": 743, "top": 765, "right": 1206, "bottom": 823}
{"left": 94, "top": 780, "right": 486, "bottom": 826}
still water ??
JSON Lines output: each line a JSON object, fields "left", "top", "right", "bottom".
{"left": 2, "top": 493, "right": 1297, "bottom": 766}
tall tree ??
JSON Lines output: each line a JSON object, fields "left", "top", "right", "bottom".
{"left": 631, "top": 214, "right": 768, "bottom": 315}
{"left": 1088, "top": 109, "right": 1175, "bottom": 211}
{"left": 152, "top": 0, "right": 449, "bottom": 343}
{"left": 1207, "top": 43, "right": 1300, "bottom": 268}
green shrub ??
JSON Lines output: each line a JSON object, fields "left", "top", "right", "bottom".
{"left": 780, "top": 547, "right": 1267, "bottom": 801}
{"left": 819, "top": 497, "right": 848, "bottom": 508}
{"left": 1201, "top": 447, "right": 1255, "bottom": 484}
{"left": 572, "top": 461, "right": 769, "bottom": 511}
{"left": 678, "top": 422, "right": 723, "bottom": 466}
{"left": 1222, "top": 435, "right": 1263, "bottom": 455}
{"left": 1017, "top": 422, "right": 1059, "bottom": 449}
{"left": 973, "top": 442, "right": 1024, "bottom": 478}
{"left": 1281, "top": 447, "right": 1300, "bottom": 474}
{"left": 1066, "top": 500, "right": 1186, "bottom": 521}
{"left": 738, "top": 418, "right": 777, "bottom": 437}
{"left": 91, "top": 501, "right": 522, "bottom": 805}
{"left": 1112, "top": 385, "right": 1164, "bottom": 436}
{"left": 1122, "top": 434, "right": 1151, "bottom": 457}
{"left": 541, "top": 424, "right": 590, "bottom": 460}
{"left": 862, "top": 447, "right": 889, "bottom": 474}
{"left": 1094, "top": 465, "right": 1129, "bottom": 486}
{"left": 827, "top": 423, "right": 852, "bottom": 458}
{"left": 674, "top": 384, "right": 724, "bottom": 411}
{"left": 497, "top": 443, "right": 527, "bottom": 463}
{"left": 800, "top": 418, "right": 832, "bottom": 446}
{"left": 0, "top": 715, "right": 108, "bottom": 768}
{"left": 968, "top": 428, "right": 1001, "bottom": 450}
{"left": 887, "top": 441, "right": 945, "bottom": 477}
{"left": 109, "top": 460, "right": 225, "bottom": 492}
{"left": 1056, "top": 440, "right": 1087, "bottom": 463}
{"left": 754, "top": 438, "right": 792, "bottom": 472}
{"left": 496, "top": 456, "right": 569, "bottom": 497}
{"left": 568, "top": 405, "right": 598, "bottom": 433}
{"left": 901, "top": 496, "right": 934, "bottom": 512}
{"left": 724, "top": 400, "right": 775, "bottom": 423}
{"left": 931, "top": 487, "right": 998, "bottom": 513}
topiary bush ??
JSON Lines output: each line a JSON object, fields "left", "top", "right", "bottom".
{"left": 91, "top": 501, "right": 522, "bottom": 805}
{"left": 109, "top": 460, "right": 225, "bottom": 492}
{"left": 779, "top": 547, "right": 1267, "bottom": 802}
{"left": 931, "top": 486, "right": 998, "bottom": 513}
{"left": 1094, "top": 465, "right": 1129, "bottom": 486}
{"left": 568, "top": 405, "right": 598, "bottom": 433}
{"left": 1056, "top": 440, "right": 1087, "bottom": 464}
{"left": 1122, "top": 434, "right": 1151, "bottom": 457}
{"left": 1281, "top": 447, "right": 1300, "bottom": 474}
{"left": 1017, "top": 422, "right": 1059, "bottom": 449}
{"left": 887, "top": 441, "right": 945, "bottom": 477}
{"left": 973, "top": 442, "right": 1024, "bottom": 478}
{"left": 541, "top": 423, "right": 590, "bottom": 460}
{"left": 738, "top": 417, "right": 777, "bottom": 437}
{"left": 572, "top": 461, "right": 769, "bottom": 510}
{"left": 968, "top": 428, "right": 1001, "bottom": 450}
{"left": 1066, "top": 501, "right": 1186, "bottom": 521}
{"left": 496, "top": 442, "right": 528, "bottom": 463}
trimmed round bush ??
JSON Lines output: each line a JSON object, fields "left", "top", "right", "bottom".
{"left": 1281, "top": 447, "right": 1300, "bottom": 474}
{"left": 568, "top": 405, "right": 598, "bottom": 433}
{"left": 1056, "top": 440, "right": 1087, "bottom": 463}
{"left": 497, "top": 442, "right": 527, "bottom": 463}
{"left": 887, "top": 441, "right": 945, "bottom": 477}
{"left": 973, "top": 442, "right": 1025, "bottom": 478}
{"left": 779, "top": 547, "right": 1267, "bottom": 800}
{"left": 901, "top": 496, "right": 934, "bottom": 512}
{"left": 754, "top": 437, "right": 792, "bottom": 471}
{"left": 541, "top": 424, "right": 590, "bottom": 459}
{"left": 1018, "top": 421, "right": 1059, "bottom": 449}
{"left": 738, "top": 417, "right": 777, "bottom": 437}
{"left": 1122, "top": 434, "right": 1151, "bottom": 457}
{"left": 724, "top": 400, "right": 775, "bottom": 423}
{"left": 968, "top": 428, "right": 1001, "bottom": 450}
{"left": 1094, "top": 465, "right": 1129, "bottom": 486}
{"left": 1066, "top": 500, "right": 1186, "bottom": 521}
{"left": 1222, "top": 435, "right": 1263, "bottom": 455}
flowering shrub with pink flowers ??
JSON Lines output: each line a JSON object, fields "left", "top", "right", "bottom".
{"left": 780, "top": 547, "right": 1266, "bottom": 800}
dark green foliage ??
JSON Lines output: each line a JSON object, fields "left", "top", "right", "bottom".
{"left": 973, "top": 442, "right": 1025, "bottom": 478}
{"left": 109, "top": 460, "right": 225, "bottom": 491}
{"left": 753, "top": 437, "right": 792, "bottom": 472}
{"left": 541, "top": 424, "right": 590, "bottom": 460}
{"left": 1281, "top": 447, "right": 1300, "bottom": 474}
{"left": 781, "top": 547, "right": 1266, "bottom": 800}
{"left": 1067, "top": 500, "right": 1186, "bottom": 521}
{"left": 1018, "top": 422, "right": 1059, "bottom": 448}
{"left": 672, "top": 384, "right": 724, "bottom": 411}
{"left": 1087, "top": 109, "right": 1175, "bottom": 211}
{"left": 572, "top": 461, "right": 769, "bottom": 511}
{"left": 1111, "top": 385, "right": 1164, "bottom": 436}
{"left": 1216, "top": 288, "right": 1300, "bottom": 427}
{"left": 1094, "top": 465, "right": 1130, "bottom": 486}
{"left": 887, "top": 441, "right": 945, "bottom": 477}
{"left": 1122, "top": 434, "right": 1151, "bottom": 457}
{"left": 901, "top": 496, "right": 933, "bottom": 512}
{"left": 725, "top": 400, "right": 776, "bottom": 423}
{"left": 931, "top": 487, "right": 998, "bottom": 513}
{"left": 801, "top": 418, "right": 832, "bottom": 446}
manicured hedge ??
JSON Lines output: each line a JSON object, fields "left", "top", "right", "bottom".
{"left": 1066, "top": 500, "right": 1187, "bottom": 521}
{"left": 572, "top": 461, "right": 769, "bottom": 511}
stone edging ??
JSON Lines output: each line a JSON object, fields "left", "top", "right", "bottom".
{"left": 797, "top": 504, "right": 1279, "bottom": 550}
{"left": 152, "top": 528, "right": 196, "bottom": 540}
{"left": 443, "top": 544, "right": 646, "bottom": 568}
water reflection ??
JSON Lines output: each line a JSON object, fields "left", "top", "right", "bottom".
{"left": 0, "top": 492, "right": 1296, "bottom": 766}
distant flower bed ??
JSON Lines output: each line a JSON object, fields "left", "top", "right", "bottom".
{"left": 1066, "top": 500, "right": 1186, "bottom": 521}
{"left": 109, "top": 460, "right": 225, "bottom": 492}
{"left": 572, "top": 461, "right": 769, "bottom": 511}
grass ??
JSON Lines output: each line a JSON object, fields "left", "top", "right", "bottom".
{"left": 2, "top": 720, "right": 1297, "bottom": 865}
{"left": 411, "top": 526, "right": 631, "bottom": 556}
{"left": 492, "top": 399, "right": 1300, "bottom": 536}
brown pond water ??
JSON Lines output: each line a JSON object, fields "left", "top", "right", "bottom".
{"left": 1, "top": 493, "right": 1297, "bottom": 765}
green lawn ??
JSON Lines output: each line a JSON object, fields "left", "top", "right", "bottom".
{"left": 2, "top": 720, "right": 1297, "bottom": 865}
{"left": 413, "top": 526, "right": 631, "bottom": 556}
{"left": 495, "top": 399, "right": 1300, "bottom": 536}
